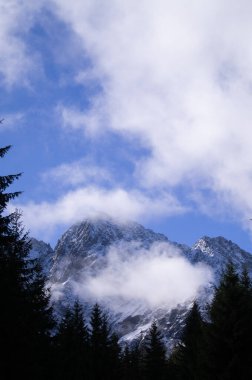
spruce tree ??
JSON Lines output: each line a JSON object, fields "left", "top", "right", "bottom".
{"left": 122, "top": 343, "right": 143, "bottom": 380}
{"left": 203, "top": 262, "right": 252, "bottom": 380}
{"left": 171, "top": 302, "right": 204, "bottom": 380}
{"left": 144, "top": 321, "right": 166, "bottom": 380}
{"left": 131, "top": 343, "right": 144, "bottom": 380}
{"left": 0, "top": 145, "right": 21, "bottom": 244}
{"left": 108, "top": 332, "right": 121, "bottom": 380}
{"left": 55, "top": 300, "right": 89, "bottom": 379}
{"left": 0, "top": 146, "right": 54, "bottom": 379}
{"left": 234, "top": 266, "right": 252, "bottom": 379}
{"left": 89, "top": 303, "right": 122, "bottom": 379}
{"left": 122, "top": 344, "right": 132, "bottom": 380}
{"left": 89, "top": 303, "right": 110, "bottom": 380}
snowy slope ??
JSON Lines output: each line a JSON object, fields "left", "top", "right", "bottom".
{"left": 31, "top": 218, "right": 252, "bottom": 351}
{"left": 30, "top": 237, "right": 54, "bottom": 276}
{"left": 51, "top": 217, "right": 168, "bottom": 282}
{"left": 191, "top": 236, "right": 252, "bottom": 277}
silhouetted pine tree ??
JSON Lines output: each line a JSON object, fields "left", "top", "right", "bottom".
{"left": 0, "top": 146, "right": 54, "bottom": 379}
{"left": 144, "top": 321, "right": 166, "bottom": 380}
{"left": 122, "top": 343, "right": 143, "bottom": 380}
{"left": 89, "top": 303, "right": 110, "bottom": 380}
{"left": 169, "top": 302, "right": 204, "bottom": 380}
{"left": 166, "top": 345, "right": 181, "bottom": 380}
{"left": 131, "top": 343, "right": 144, "bottom": 380}
{"left": 203, "top": 262, "right": 252, "bottom": 380}
{"left": 108, "top": 332, "right": 121, "bottom": 379}
{"left": 55, "top": 300, "right": 89, "bottom": 379}
{"left": 0, "top": 145, "right": 21, "bottom": 245}
{"left": 121, "top": 344, "right": 131, "bottom": 379}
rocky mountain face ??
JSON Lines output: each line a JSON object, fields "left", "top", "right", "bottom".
{"left": 51, "top": 219, "right": 168, "bottom": 283}
{"left": 29, "top": 237, "right": 54, "bottom": 277}
{"left": 31, "top": 218, "right": 252, "bottom": 352}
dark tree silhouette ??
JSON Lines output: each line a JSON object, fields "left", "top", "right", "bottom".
{"left": 0, "top": 146, "right": 54, "bottom": 379}
{"left": 122, "top": 342, "right": 143, "bottom": 380}
{"left": 89, "top": 303, "right": 110, "bottom": 380}
{"left": 55, "top": 300, "right": 89, "bottom": 379}
{"left": 203, "top": 262, "right": 252, "bottom": 380}
{"left": 144, "top": 321, "right": 166, "bottom": 380}
{"left": 108, "top": 332, "right": 121, "bottom": 380}
{"left": 169, "top": 302, "right": 204, "bottom": 380}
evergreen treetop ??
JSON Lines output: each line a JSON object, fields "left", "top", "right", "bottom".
{"left": 204, "top": 261, "right": 252, "bottom": 380}
{"left": 144, "top": 321, "right": 166, "bottom": 380}
{"left": 0, "top": 145, "right": 54, "bottom": 379}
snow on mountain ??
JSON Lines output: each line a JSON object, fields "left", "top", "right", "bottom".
{"left": 31, "top": 218, "right": 252, "bottom": 351}
{"left": 190, "top": 236, "right": 252, "bottom": 278}
{"left": 29, "top": 237, "right": 54, "bottom": 276}
{"left": 51, "top": 217, "right": 169, "bottom": 282}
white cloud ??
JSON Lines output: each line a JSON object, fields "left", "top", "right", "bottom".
{"left": 58, "top": 103, "right": 107, "bottom": 137}
{"left": 41, "top": 160, "right": 111, "bottom": 187}
{"left": 0, "top": 113, "right": 25, "bottom": 132}
{"left": 71, "top": 241, "right": 213, "bottom": 309}
{"left": 14, "top": 186, "right": 185, "bottom": 237}
{"left": 50, "top": 0, "right": 252, "bottom": 231}
{"left": 0, "top": 1, "right": 43, "bottom": 87}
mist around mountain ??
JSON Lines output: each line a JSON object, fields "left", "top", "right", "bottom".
{"left": 30, "top": 216, "right": 252, "bottom": 352}
{"left": 3, "top": 142, "right": 252, "bottom": 377}
{"left": 3, "top": 149, "right": 252, "bottom": 379}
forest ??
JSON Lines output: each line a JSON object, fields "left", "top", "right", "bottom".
{"left": 1, "top": 144, "right": 252, "bottom": 380}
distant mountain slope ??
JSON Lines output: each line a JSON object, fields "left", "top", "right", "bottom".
{"left": 185, "top": 235, "right": 252, "bottom": 278}
{"left": 51, "top": 218, "right": 169, "bottom": 282}
{"left": 29, "top": 237, "right": 54, "bottom": 277}
{"left": 31, "top": 218, "right": 252, "bottom": 352}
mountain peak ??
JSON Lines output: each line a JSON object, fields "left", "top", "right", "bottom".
{"left": 194, "top": 235, "right": 249, "bottom": 256}
{"left": 192, "top": 235, "right": 252, "bottom": 277}
{"left": 54, "top": 217, "right": 168, "bottom": 259}
{"left": 31, "top": 218, "right": 252, "bottom": 352}
{"left": 29, "top": 238, "right": 54, "bottom": 276}
{"left": 51, "top": 217, "right": 169, "bottom": 282}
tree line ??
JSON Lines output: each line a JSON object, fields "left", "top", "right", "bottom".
{"left": 1, "top": 145, "right": 252, "bottom": 380}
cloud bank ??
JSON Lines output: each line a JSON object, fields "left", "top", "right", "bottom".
{"left": 70, "top": 242, "right": 213, "bottom": 310}
{"left": 0, "top": 1, "right": 43, "bottom": 87}
{"left": 3, "top": 1, "right": 252, "bottom": 237}
{"left": 41, "top": 159, "right": 111, "bottom": 187}
{"left": 15, "top": 187, "right": 184, "bottom": 238}
{"left": 51, "top": 0, "right": 252, "bottom": 230}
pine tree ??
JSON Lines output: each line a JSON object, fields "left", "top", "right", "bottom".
{"left": 108, "top": 332, "right": 121, "bottom": 380}
{"left": 122, "top": 344, "right": 132, "bottom": 379}
{"left": 144, "top": 321, "right": 166, "bottom": 380}
{"left": 89, "top": 303, "right": 110, "bottom": 380}
{"left": 234, "top": 266, "right": 252, "bottom": 379}
{"left": 131, "top": 343, "right": 144, "bottom": 380}
{"left": 122, "top": 343, "right": 143, "bottom": 380}
{"left": 0, "top": 146, "right": 55, "bottom": 379}
{"left": 55, "top": 300, "right": 89, "bottom": 379}
{"left": 88, "top": 303, "right": 123, "bottom": 379}
{"left": 203, "top": 262, "right": 252, "bottom": 380}
{"left": 0, "top": 145, "right": 21, "bottom": 245}
{"left": 170, "top": 302, "right": 204, "bottom": 380}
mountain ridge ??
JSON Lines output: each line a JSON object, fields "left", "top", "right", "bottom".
{"left": 30, "top": 218, "right": 252, "bottom": 351}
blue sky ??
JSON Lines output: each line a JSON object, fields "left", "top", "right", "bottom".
{"left": 1, "top": 1, "right": 252, "bottom": 251}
